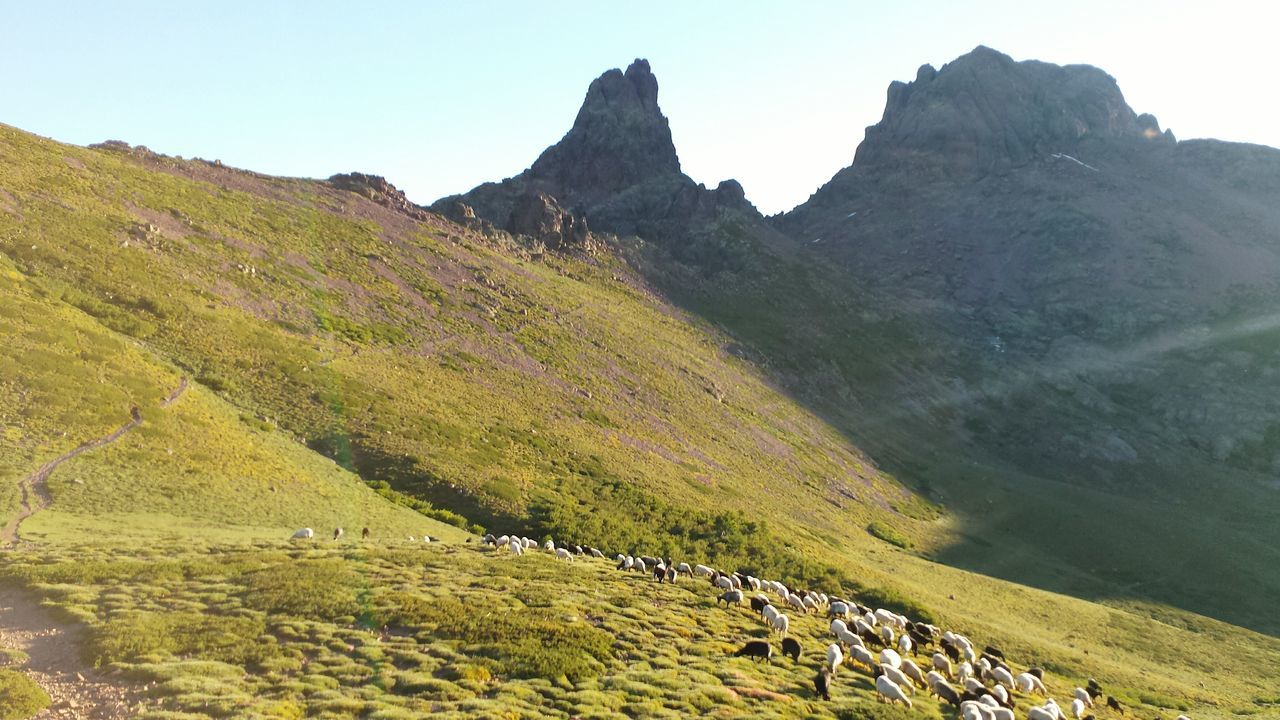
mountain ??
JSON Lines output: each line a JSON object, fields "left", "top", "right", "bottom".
{"left": 754, "top": 47, "right": 1280, "bottom": 633}
{"left": 436, "top": 49, "right": 1280, "bottom": 637}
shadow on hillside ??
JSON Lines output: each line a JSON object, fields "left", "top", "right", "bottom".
{"left": 631, "top": 251, "right": 1280, "bottom": 640}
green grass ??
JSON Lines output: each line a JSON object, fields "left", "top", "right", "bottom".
{"left": 0, "top": 669, "right": 49, "bottom": 720}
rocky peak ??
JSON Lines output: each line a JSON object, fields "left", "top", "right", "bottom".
{"left": 526, "top": 58, "right": 682, "bottom": 207}
{"left": 853, "top": 46, "right": 1172, "bottom": 175}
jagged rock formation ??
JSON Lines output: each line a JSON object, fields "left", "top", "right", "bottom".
{"left": 433, "top": 59, "right": 756, "bottom": 247}
{"left": 506, "top": 190, "right": 594, "bottom": 252}
{"left": 329, "top": 172, "right": 432, "bottom": 221}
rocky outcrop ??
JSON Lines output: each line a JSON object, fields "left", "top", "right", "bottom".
{"left": 329, "top": 172, "right": 432, "bottom": 221}
{"left": 852, "top": 46, "right": 1174, "bottom": 176}
{"left": 506, "top": 190, "right": 593, "bottom": 251}
{"left": 433, "top": 59, "right": 757, "bottom": 249}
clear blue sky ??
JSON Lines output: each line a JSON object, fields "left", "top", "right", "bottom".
{"left": 3, "top": 1, "right": 1276, "bottom": 214}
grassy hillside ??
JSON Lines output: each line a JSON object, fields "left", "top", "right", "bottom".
{"left": 3, "top": 124, "right": 1280, "bottom": 718}
{"left": 4, "top": 540, "right": 1280, "bottom": 720}
{"left": 0, "top": 248, "right": 460, "bottom": 543}
{"left": 0, "top": 122, "right": 918, "bottom": 583}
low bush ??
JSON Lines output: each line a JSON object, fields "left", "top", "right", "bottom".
{"left": 0, "top": 669, "right": 50, "bottom": 720}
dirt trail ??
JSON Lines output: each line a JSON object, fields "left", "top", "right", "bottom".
{"left": 0, "top": 588, "right": 138, "bottom": 719}
{"left": 0, "top": 377, "right": 188, "bottom": 717}
{"left": 0, "top": 377, "right": 187, "bottom": 547}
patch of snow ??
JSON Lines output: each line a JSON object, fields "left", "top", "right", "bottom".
{"left": 1050, "top": 153, "right": 1099, "bottom": 172}
{"left": 811, "top": 237, "right": 822, "bottom": 243}
{"left": 845, "top": 211, "right": 858, "bottom": 219}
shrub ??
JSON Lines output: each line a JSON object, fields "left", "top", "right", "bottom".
{"left": 241, "top": 560, "right": 362, "bottom": 621}
{"left": 87, "top": 612, "right": 276, "bottom": 669}
{"left": 0, "top": 669, "right": 50, "bottom": 720}
{"left": 867, "top": 521, "right": 912, "bottom": 549}
{"left": 375, "top": 595, "right": 613, "bottom": 681}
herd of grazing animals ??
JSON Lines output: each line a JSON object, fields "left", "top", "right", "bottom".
{"left": 293, "top": 528, "right": 1191, "bottom": 720}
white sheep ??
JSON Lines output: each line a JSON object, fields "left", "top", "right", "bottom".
{"left": 786, "top": 593, "right": 807, "bottom": 612}
{"left": 898, "top": 633, "right": 913, "bottom": 656}
{"left": 716, "top": 575, "right": 734, "bottom": 590}
{"left": 829, "top": 601, "right": 851, "bottom": 619}
{"left": 901, "top": 658, "right": 927, "bottom": 687}
{"left": 991, "top": 684, "right": 1010, "bottom": 706}
{"left": 634, "top": 558, "right": 647, "bottom": 574}
{"left": 1045, "top": 699, "right": 1063, "bottom": 720}
{"left": 803, "top": 595, "right": 820, "bottom": 613}
{"left": 991, "top": 666, "right": 1015, "bottom": 689}
{"left": 992, "top": 707, "right": 1014, "bottom": 720}
{"left": 543, "top": 539, "right": 555, "bottom": 552}
{"left": 830, "top": 618, "right": 848, "bottom": 636}
{"left": 1027, "top": 707, "right": 1056, "bottom": 720}
{"left": 964, "top": 677, "right": 986, "bottom": 694}
{"left": 836, "top": 628, "right": 863, "bottom": 648}
{"left": 291, "top": 528, "right": 314, "bottom": 540}
{"left": 676, "top": 562, "right": 692, "bottom": 575}
{"left": 770, "top": 612, "right": 790, "bottom": 636}
{"left": 880, "top": 625, "right": 896, "bottom": 646}
{"left": 555, "top": 547, "right": 573, "bottom": 561}
{"left": 1017, "top": 671, "right": 1047, "bottom": 695}
{"left": 508, "top": 538, "right": 524, "bottom": 555}
{"left": 849, "top": 644, "right": 877, "bottom": 671}
{"left": 1073, "top": 688, "right": 1094, "bottom": 708}
{"left": 497, "top": 534, "right": 510, "bottom": 546}
{"left": 826, "top": 643, "right": 843, "bottom": 674}
{"left": 881, "top": 664, "right": 915, "bottom": 694}
{"left": 957, "top": 661, "right": 974, "bottom": 684}
{"left": 693, "top": 564, "right": 713, "bottom": 577}
{"left": 762, "top": 604, "right": 780, "bottom": 624}
{"left": 876, "top": 674, "right": 912, "bottom": 708}
{"left": 879, "top": 648, "right": 902, "bottom": 669}
{"left": 1071, "top": 698, "right": 1086, "bottom": 719}
{"left": 932, "top": 652, "right": 954, "bottom": 678}
{"left": 521, "top": 537, "right": 535, "bottom": 548}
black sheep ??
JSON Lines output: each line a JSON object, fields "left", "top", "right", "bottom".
{"left": 940, "top": 637, "right": 962, "bottom": 662}
{"left": 984, "top": 644, "right": 1006, "bottom": 662}
{"left": 781, "top": 637, "right": 801, "bottom": 661}
{"left": 1027, "top": 666, "right": 1045, "bottom": 680}
{"left": 361, "top": 527, "right": 371, "bottom": 539}
{"left": 750, "top": 596, "right": 771, "bottom": 614}
{"left": 961, "top": 689, "right": 988, "bottom": 705}
{"left": 734, "top": 640, "right": 772, "bottom": 663}
{"left": 858, "top": 626, "right": 882, "bottom": 648}
{"left": 935, "top": 682, "right": 961, "bottom": 707}
{"left": 814, "top": 668, "right": 831, "bottom": 700}
{"left": 1106, "top": 696, "right": 1124, "bottom": 714}
{"left": 981, "top": 653, "right": 1011, "bottom": 674}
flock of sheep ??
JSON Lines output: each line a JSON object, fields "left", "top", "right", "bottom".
{"left": 480, "top": 532, "right": 1194, "bottom": 720}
